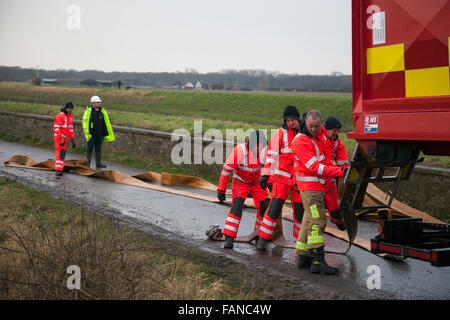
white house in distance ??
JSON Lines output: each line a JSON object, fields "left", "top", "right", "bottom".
{"left": 184, "top": 81, "right": 209, "bottom": 90}
{"left": 185, "top": 82, "right": 195, "bottom": 89}
{"left": 195, "top": 81, "right": 210, "bottom": 90}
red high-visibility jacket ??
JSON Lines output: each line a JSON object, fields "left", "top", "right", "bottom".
{"left": 261, "top": 125, "right": 297, "bottom": 186}
{"left": 331, "top": 138, "right": 349, "bottom": 167}
{"left": 320, "top": 127, "right": 349, "bottom": 168}
{"left": 54, "top": 112, "right": 74, "bottom": 142}
{"left": 218, "top": 143, "right": 265, "bottom": 191}
{"left": 292, "top": 131, "right": 344, "bottom": 191}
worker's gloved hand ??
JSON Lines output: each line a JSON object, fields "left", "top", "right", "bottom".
{"left": 341, "top": 167, "right": 348, "bottom": 177}
{"left": 330, "top": 210, "right": 346, "bottom": 231}
{"left": 71, "top": 140, "right": 76, "bottom": 149}
{"left": 267, "top": 182, "right": 273, "bottom": 192}
{"left": 59, "top": 138, "right": 65, "bottom": 146}
{"left": 217, "top": 189, "right": 226, "bottom": 204}
{"left": 259, "top": 175, "right": 269, "bottom": 189}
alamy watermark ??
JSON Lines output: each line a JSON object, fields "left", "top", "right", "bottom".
{"left": 366, "top": 265, "right": 381, "bottom": 290}
{"left": 170, "top": 121, "right": 277, "bottom": 166}
{"left": 366, "top": 5, "right": 382, "bottom": 30}
{"left": 66, "top": 5, "right": 81, "bottom": 30}
{"left": 66, "top": 265, "right": 81, "bottom": 290}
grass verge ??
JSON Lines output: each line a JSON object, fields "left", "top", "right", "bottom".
{"left": 0, "top": 176, "right": 259, "bottom": 299}
{"left": 0, "top": 100, "right": 273, "bottom": 138}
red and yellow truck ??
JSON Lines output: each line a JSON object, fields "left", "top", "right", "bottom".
{"left": 343, "top": 0, "right": 450, "bottom": 266}
{"left": 349, "top": 0, "right": 450, "bottom": 156}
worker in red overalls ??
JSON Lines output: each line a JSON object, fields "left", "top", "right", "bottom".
{"left": 321, "top": 116, "right": 350, "bottom": 231}
{"left": 256, "top": 105, "right": 304, "bottom": 251}
{"left": 53, "top": 102, "right": 76, "bottom": 176}
{"left": 218, "top": 130, "right": 268, "bottom": 249}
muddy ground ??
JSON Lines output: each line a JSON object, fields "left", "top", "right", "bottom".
{"left": 1, "top": 140, "right": 449, "bottom": 300}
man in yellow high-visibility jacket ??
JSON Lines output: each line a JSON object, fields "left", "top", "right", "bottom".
{"left": 82, "top": 95, "right": 115, "bottom": 169}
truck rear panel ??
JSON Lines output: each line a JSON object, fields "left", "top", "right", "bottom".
{"left": 348, "top": 0, "right": 450, "bottom": 155}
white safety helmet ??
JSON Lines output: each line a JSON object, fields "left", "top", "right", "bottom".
{"left": 90, "top": 95, "right": 102, "bottom": 103}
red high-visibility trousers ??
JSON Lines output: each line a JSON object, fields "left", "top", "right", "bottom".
{"left": 324, "top": 180, "right": 339, "bottom": 212}
{"left": 258, "top": 180, "right": 304, "bottom": 240}
{"left": 54, "top": 137, "right": 67, "bottom": 172}
{"left": 324, "top": 180, "right": 345, "bottom": 227}
{"left": 222, "top": 179, "right": 268, "bottom": 238}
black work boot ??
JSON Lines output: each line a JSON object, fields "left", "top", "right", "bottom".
{"left": 55, "top": 171, "right": 63, "bottom": 177}
{"left": 95, "top": 151, "right": 107, "bottom": 169}
{"left": 311, "top": 246, "right": 339, "bottom": 275}
{"left": 256, "top": 237, "right": 268, "bottom": 252}
{"left": 297, "top": 255, "right": 313, "bottom": 269}
{"left": 86, "top": 151, "right": 92, "bottom": 168}
{"left": 223, "top": 235, "right": 234, "bottom": 249}
{"left": 255, "top": 198, "right": 284, "bottom": 252}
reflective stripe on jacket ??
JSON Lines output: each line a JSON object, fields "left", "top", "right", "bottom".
{"left": 292, "top": 132, "right": 344, "bottom": 191}
{"left": 332, "top": 138, "right": 349, "bottom": 167}
{"left": 54, "top": 112, "right": 74, "bottom": 142}
{"left": 261, "top": 126, "right": 297, "bottom": 185}
{"left": 82, "top": 106, "right": 115, "bottom": 142}
{"left": 320, "top": 127, "right": 349, "bottom": 168}
{"left": 218, "top": 143, "right": 264, "bottom": 191}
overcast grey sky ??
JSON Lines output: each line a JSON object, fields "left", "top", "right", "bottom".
{"left": 0, "top": 0, "right": 352, "bottom": 75}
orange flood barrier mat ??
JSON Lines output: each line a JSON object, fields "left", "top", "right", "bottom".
{"left": 3, "top": 155, "right": 442, "bottom": 255}
{"left": 3, "top": 155, "right": 220, "bottom": 203}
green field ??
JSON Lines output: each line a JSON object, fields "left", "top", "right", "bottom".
{"left": 0, "top": 81, "right": 448, "bottom": 168}
{"left": 0, "top": 81, "right": 354, "bottom": 129}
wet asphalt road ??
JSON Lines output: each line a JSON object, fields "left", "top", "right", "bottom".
{"left": 0, "top": 140, "right": 449, "bottom": 299}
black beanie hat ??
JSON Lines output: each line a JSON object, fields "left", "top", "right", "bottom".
{"left": 325, "top": 116, "right": 342, "bottom": 130}
{"left": 61, "top": 101, "right": 74, "bottom": 112}
{"left": 283, "top": 105, "right": 300, "bottom": 120}
{"left": 64, "top": 101, "right": 74, "bottom": 109}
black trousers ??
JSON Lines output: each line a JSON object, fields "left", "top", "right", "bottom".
{"left": 87, "top": 135, "right": 104, "bottom": 153}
